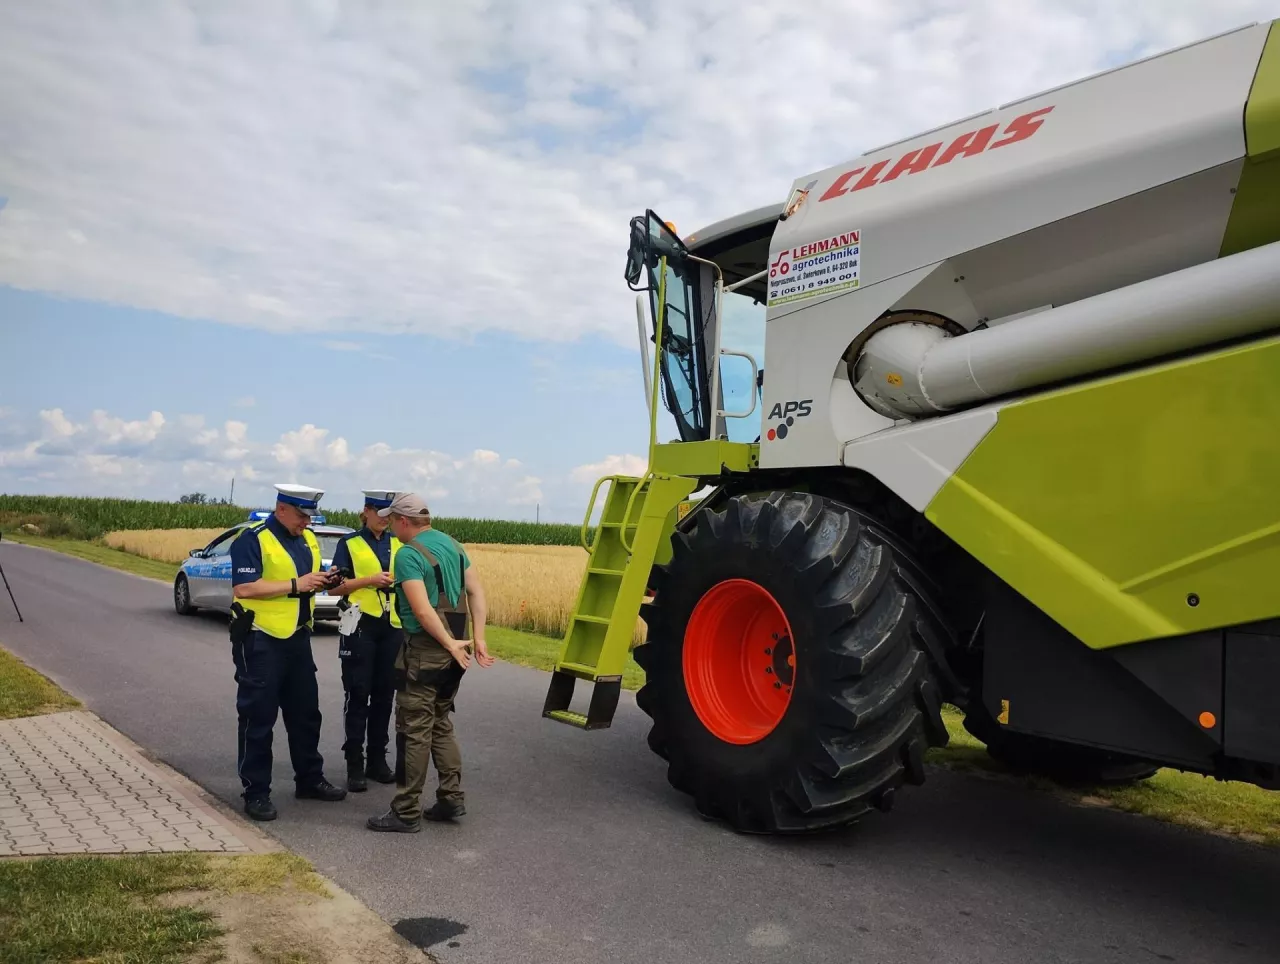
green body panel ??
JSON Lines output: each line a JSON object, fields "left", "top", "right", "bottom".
{"left": 1220, "top": 22, "right": 1280, "bottom": 256}
{"left": 651, "top": 439, "right": 759, "bottom": 477}
{"left": 1246, "top": 22, "right": 1280, "bottom": 159}
{"left": 925, "top": 334, "right": 1280, "bottom": 650}
{"left": 554, "top": 471, "right": 696, "bottom": 681}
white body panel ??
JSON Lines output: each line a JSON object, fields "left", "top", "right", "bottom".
{"left": 754, "top": 23, "right": 1268, "bottom": 471}
{"left": 841, "top": 407, "right": 999, "bottom": 512}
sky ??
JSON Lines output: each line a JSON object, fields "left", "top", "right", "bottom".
{"left": 2, "top": 1, "right": 1277, "bottom": 521}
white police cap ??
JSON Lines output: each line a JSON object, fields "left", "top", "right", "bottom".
{"left": 274, "top": 483, "right": 325, "bottom": 516}
{"left": 361, "top": 489, "right": 398, "bottom": 510}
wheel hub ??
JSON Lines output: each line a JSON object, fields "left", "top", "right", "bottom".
{"left": 770, "top": 633, "right": 794, "bottom": 687}
{"left": 683, "top": 579, "right": 796, "bottom": 745}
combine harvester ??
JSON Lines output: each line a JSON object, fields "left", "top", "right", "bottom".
{"left": 543, "top": 20, "right": 1280, "bottom": 833}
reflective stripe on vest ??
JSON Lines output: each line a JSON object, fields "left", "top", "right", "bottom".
{"left": 345, "top": 533, "right": 402, "bottom": 628}
{"left": 239, "top": 525, "right": 320, "bottom": 638}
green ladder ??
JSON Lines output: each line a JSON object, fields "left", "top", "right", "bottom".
{"left": 542, "top": 470, "right": 696, "bottom": 729}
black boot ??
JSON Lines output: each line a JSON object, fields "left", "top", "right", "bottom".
{"left": 365, "top": 755, "right": 394, "bottom": 784}
{"left": 244, "top": 797, "right": 277, "bottom": 821}
{"left": 295, "top": 777, "right": 347, "bottom": 801}
{"left": 347, "top": 759, "right": 368, "bottom": 793}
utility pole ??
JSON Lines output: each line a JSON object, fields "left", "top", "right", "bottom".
{"left": 229, "top": 477, "right": 235, "bottom": 505}
{"left": 536, "top": 503, "right": 540, "bottom": 524}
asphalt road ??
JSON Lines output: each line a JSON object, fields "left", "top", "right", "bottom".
{"left": 2, "top": 541, "right": 1278, "bottom": 964}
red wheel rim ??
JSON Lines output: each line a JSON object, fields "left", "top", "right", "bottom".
{"left": 683, "top": 579, "right": 795, "bottom": 745}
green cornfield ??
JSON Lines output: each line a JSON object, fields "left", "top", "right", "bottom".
{"left": 0, "top": 494, "right": 580, "bottom": 546}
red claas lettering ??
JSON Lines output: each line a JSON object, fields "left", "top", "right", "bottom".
{"left": 818, "top": 104, "right": 1054, "bottom": 201}
{"left": 851, "top": 160, "right": 889, "bottom": 192}
{"left": 819, "top": 167, "right": 864, "bottom": 201}
{"left": 989, "top": 106, "right": 1054, "bottom": 149}
{"left": 881, "top": 142, "right": 943, "bottom": 182}
{"left": 933, "top": 124, "right": 998, "bottom": 166}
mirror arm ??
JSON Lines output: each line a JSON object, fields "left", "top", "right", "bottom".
{"left": 725, "top": 268, "right": 767, "bottom": 294}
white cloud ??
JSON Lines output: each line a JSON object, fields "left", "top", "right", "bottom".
{"left": 0, "top": 405, "right": 542, "bottom": 517}
{"left": 232, "top": 396, "right": 256, "bottom": 409}
{"left": 570, "top": 453, "right": 648, "bottom": 483}
{"left": 0, "top": 2, "right": 1273, "bottom": 350}
{"left": 40, "top": 408, "right": 78, "bottom": 439}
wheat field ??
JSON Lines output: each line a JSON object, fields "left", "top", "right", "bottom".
{"left": 104, "top": 529, "right": 646, "bottom": 644}
{"left": 105, "top": 529, "right": 226, "bottom": 562}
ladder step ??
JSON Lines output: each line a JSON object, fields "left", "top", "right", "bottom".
{"left": 573, "top": 614, "right": 611, "bottom": 625}
{"left": 556, "top": 661, "right": 601, "bottom": 679}
{"left": 543, "top": 671, "right": 623, "bottom": 730}
{"left": 546, "top": 709, "right": 589, "bottom": 728}
{"left": 587, "top": 567, "right": 625, "bottom": 576}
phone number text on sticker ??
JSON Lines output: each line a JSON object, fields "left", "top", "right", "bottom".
{"left": 767, "top": 229, "right": 860, "bottom": 307}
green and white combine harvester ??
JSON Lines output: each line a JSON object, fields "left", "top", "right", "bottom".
{"left": 543, "top": 19, "right": 1280, "bottom": 834}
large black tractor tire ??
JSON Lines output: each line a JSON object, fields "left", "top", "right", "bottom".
{"left": 634, "top": 491, "right": 954, "bottom": 834}
{"left": 962, "top": 694, "right": 1159, "bottom": 786}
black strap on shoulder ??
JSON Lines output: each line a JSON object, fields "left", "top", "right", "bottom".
{"left": 401, "top": 540, "right": 448, "bottom": 605}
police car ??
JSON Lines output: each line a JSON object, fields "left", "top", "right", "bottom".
{"left": 172, "top": 510, "right": 355, "bottom": 621}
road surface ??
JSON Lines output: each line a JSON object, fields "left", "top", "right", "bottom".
{"left": 1, "top": 541, "right": 1277, "bottom": 964}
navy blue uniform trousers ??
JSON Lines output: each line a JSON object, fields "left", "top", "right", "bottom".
{"left": 340, "top": 612, "right": 401, "bottom": 764}
{"left": 232, "top": 627, "right": 325, "bottom": 801}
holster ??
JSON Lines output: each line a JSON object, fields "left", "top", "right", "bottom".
{"left": 229, "top": 601, "right": 254, "bottom": 646}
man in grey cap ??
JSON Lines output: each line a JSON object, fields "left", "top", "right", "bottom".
{"left": 365, "top": 492, "right": 493, "bottom": 833}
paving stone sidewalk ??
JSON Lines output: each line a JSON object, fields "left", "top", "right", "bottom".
{"left": 0, "top": 710, "right": 274, "bottom": 857}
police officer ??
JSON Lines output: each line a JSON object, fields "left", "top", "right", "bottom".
{"left": 229, "top": 483, "right": 347, "bottom": 821}
{"left": 328, "top": 489, "right": 402, "bottom": 793}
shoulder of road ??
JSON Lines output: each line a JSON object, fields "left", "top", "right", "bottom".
{"left": 0, "top": 640, "right": 430, "bottom": 962}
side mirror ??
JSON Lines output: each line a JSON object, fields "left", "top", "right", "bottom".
{"left": 624, "top": 214, "right": 647, "bottom": 289}
{"left": 188, "top": 549, "right": 205, "bottom": 558}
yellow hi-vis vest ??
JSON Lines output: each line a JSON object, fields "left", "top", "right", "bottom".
{"left": 239, "top": 525, "right": 321, "bottom": 638}
{"left": 344, "top": 533, "right": 402, "bottom": 628}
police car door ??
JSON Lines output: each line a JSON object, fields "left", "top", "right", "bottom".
{"left": 192, "top": 528, "right": 241, "bottom": 609}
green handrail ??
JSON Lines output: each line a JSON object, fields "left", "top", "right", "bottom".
{"left": 579, "top": 474, "right": 619, "bottom": 552}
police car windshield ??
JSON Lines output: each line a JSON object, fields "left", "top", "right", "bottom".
{"left": 316, "top": 534, "right": 343, "bottom": 560}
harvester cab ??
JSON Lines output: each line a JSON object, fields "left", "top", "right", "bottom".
{"left": 624, "top": 210, "right": 764, "bottom": 447}
{"left": 546, "top": 19, "right": 1280, "bottom": 837}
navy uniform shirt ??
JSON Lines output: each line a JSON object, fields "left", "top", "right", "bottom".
{"left": 329, "top": 525, "right": 392, "bottom": 576}
{"left": 230, "top": 515, "right": 317, "bottom": 630}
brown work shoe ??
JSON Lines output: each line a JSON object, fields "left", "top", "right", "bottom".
{"left": 366, "top": 809, "right": 420, "bottom": 833}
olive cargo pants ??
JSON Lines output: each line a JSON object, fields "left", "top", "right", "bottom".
{"left": 391, "top": 632, "right": 466, "bottom": 821}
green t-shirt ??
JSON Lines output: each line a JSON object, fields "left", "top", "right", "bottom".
{"left": 393, "top": 529, "right": 471, "bottom": 635}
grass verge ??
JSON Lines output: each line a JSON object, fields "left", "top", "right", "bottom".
{"left": 0, "top": 646, "right": 80, "bottom": 720}
{"left": 4, "top": 531, "right": 176, "bottom": 582}
{"left": 0, "top": 852, "right": 327, "bottom": 964}
{"left": 927, "top": 705, "right": 1280, "bottom": 847}
{"left": 485, "top": 625, "right": 645, "bottom": 690}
